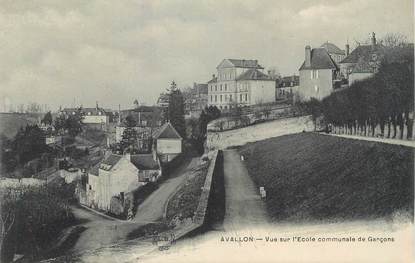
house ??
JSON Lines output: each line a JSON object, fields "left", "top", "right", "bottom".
{"left": 320, "top": 42, "right": 347, "bottom": 64}
{"left": 86, "top": 153, "right": 161, "bottom": 211}
{"left": 276, "top": 75, "right": 299, "bottom": 100}
{"left": 339, "top": 33, "right": 384, "bottom": 85}
{"left": 207, "top": 59, "right": 276, "bottom": 110}
{"left": 61, "top": 104, "right": 109, "bottom": 130}
{"left": 298, "top": 46, "right": 340, "bottom": 100}
{"left": 152, "top": 122, "right": 182, "bottom": 163}
{"left": 183, "top": 83, "right": 208, "bottom": 119}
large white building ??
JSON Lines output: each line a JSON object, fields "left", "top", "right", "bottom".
{"left": 207, "top": 59, "right": 275, "bottom": 110}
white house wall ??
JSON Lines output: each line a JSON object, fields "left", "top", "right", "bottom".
{"left": 157, "top": 139, "right": 182, "bottom": 154}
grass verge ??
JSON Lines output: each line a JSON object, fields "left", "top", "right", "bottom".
{"left": 238, "top": 133, "right": 414, "bottom": 222}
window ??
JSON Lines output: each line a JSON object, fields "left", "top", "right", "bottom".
{"left": 210, "top": 95, "right": 213, "bottom": 102}
{"left": 240, "top": 94, "right": 243, "bottom": 101}
{"left": 225, "top": 84, "right": 227, "bottom": 91}
{"left": 230, "top": 94, "right": 233, "bottom": 101}
{"left": 215, "top": 85, "right": 217, "bottom": 91}
{"left": 314, "top": 85, "right": 319, "bottom": 93}
{"left": 245, "top": 94, "right": 248, "bottom": 101}
{"left": 215, "top": 95, "right": 217, "bottom": 102}
{"left": 311, "top": 70, "right": 318, "bottom": 79}
{"left": 225, "top": 94, "right": 228, "bottom": 101}
{"left": 210, "top": 86, "right": 213, "bottom": 91}
{"left": 220, "top": 84, "right": 222, "bottom": 91}
{"left": 220, "top": 95, "right": 222, "bottom": 102}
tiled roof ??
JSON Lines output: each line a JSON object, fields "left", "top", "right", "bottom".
{"left": 130, "top": 154, "right": 160, "bottom": 170}
{"left": 321, "top": 42, "right": 345, "bottom": 55}
{"left": 100, "top": 154, "right": 122, "bottom": 171}
{"left": 227, "top": 59, "right": 264, "bottom": 69}
{"left": 340, "top": 45, "right": 384, "bottom": 64}
{"left": 299, "top": 48, "right": 338, "bottom": 70}
{"left": 351, "top": 57, "right": 374, "bottom": 73}
{"left": 207, "top": 76, "right": 217, "bottom": 83}
{"left": 89, "top": 162, "right": 101, "bottom": 176}
{"left": 235, "top": 68, "right": 272, "bottom": 81}
{"left": 153, "top": 122, "right": 182, "bottom": 139}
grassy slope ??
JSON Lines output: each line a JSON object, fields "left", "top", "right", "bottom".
{"left": 239, "top": 133, "right": 414, "bottom": 222}
{"left": 166, "top": 162, "right": 209, "bottom": 222}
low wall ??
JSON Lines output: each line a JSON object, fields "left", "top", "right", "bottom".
{"left": 207, "top": 116, "right": 313, "bottom": 150}
{"left": 172, "top": 150, "right": 224, "bottom": 240}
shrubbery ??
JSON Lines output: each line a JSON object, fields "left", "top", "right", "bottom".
{"left": 300, "top": 46, "right": 414, "bottom": 138}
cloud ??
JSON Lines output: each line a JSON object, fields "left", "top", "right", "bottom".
{"left": 0, "top": 0, "right": 413, "bottom": 111}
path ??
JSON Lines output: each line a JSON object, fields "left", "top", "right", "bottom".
{"left": 133, "top": 158, "right": 199, "bottom": 223}
{"left": 70, "top": 206, "right": 142, "bottom": 253}
{"left": 222, "top": 149, "right": 269, "bottom": 231}
{"left": 323, "top": 133, "right": 415, "bottom": 148}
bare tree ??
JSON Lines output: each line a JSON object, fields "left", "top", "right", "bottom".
{"left": 381, "top": 33, "right": 408, "bottom": 48}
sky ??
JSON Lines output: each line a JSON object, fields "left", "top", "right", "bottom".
{"left": 0, "top": 0, "right": 413, "bottom": 111}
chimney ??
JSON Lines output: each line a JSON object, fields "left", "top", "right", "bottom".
{"left": 96, "top": 101, "right": 99, "bottom": 110}
{"left": 345, "top": 44, "right": 350, "bottom": 56}
{"left": 305, "top": 46, "right": 311, "bottom": 67}
{"left": 371, "top": 32, "right": 376, "bottom": 47}
{"left": 267, "top": 70, "right": 271, "bottom": 76}
{"left": 212, "top": 74, "right": 215, "bottom": 79}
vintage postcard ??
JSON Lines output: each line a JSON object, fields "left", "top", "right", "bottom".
{"left": 0, "top": 1, "right": 413, "bottom": 262}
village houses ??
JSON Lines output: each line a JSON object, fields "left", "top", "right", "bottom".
{"left": 85, "top": 152, "right": 161, "bottom": 212}
{"left": 339, "top": 33, "right": 384, "bottom": 85}
{"left": 182, "top": 83, "right": 208, "bottom": 119}
{"left": 61, "top": 103, "right": 110, "bottom": 130}
{"left": 152, "top": 122, "right": 183, "bottom": 163}
{"left": 207, "top": 59, "right": 275, "bottom": 110}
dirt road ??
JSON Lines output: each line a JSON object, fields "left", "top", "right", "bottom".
{"left": 70, "top": 206, "right": 142, "bottom": 253}
{"left": 222, "top": 149, "right": 269, "bottom": 231}
{"left": 133, "top": 158, "right": 199, "bottom": 223}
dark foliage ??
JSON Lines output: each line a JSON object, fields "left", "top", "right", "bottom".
{"left": 167, "top": 81, "right": 186, "bottom": 138}
{"left": 301, "top": 46, "right": 414, "bottom": 139}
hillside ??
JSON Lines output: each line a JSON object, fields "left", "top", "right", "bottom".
{"left": 0, "top": 113, "right": 42, "bottom": 138}
{"left": 238, "top": 133, "right": 413, "bottom": 222}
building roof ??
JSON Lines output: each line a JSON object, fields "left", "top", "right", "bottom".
{"left": 62, "top": 107, "right": 107, "bottom": 116}
{"left": 194, "top": 83, "right": 208, "bottom": 94}
{"left": 351, "top": 57, "right": 374, "bottom": 73}
{"left": 207, "top": 76, "right": 217, "bottom": 84}
{"left": 130, "top": 154, "right": 160, "bottom": 170}
{"left": 340, "top": 44, "right": 384, "bottom": 64}
{"left": 89, "top": 162, "right": 101, "bottom": 176}
{"left": 299, "top": 48, "right": 338, "bottom": 70}
{"left": 235, "top": 68, "right": 273, "bottom": 81}
{"left": 228, "top": 59, "right": 263, "bottom": 69}
{"left": 321, "top": 42, "right": 345, "bottom": 55}
{"left": 90, "top": 153, "right": 160, "bottom": 176}
{"left": 153, "top": 122, "right": 182, "bottom": 139}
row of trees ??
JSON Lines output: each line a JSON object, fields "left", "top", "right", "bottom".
{"left": 301, "top": 46, "right": 413, "bottom": 139}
